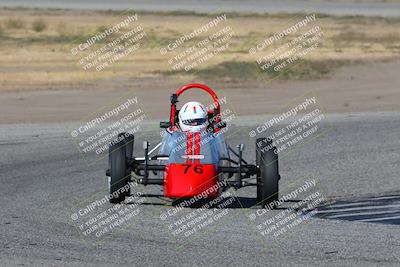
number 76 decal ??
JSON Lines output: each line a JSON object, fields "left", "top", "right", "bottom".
{"left": 183, "top": 164, "right": 204, "bottom": 174}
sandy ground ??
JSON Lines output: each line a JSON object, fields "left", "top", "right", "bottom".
{"left": 1, "top": 8, "right": 400, "bottom": 92}
{"left": 0, "top": 59, "right": 399, "bottom": 124}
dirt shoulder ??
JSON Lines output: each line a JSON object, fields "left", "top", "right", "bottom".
{"left": 0, "top": 59, "right": 399, "bottom": 124}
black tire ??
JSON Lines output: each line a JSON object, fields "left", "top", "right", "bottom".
{"left": 121, "top": 133, "right": 134, "bottom": 197}
{"left": 109, "top": 138, "right": 129, "bottom": 204}
{"left": 256, "top": 137, "right": 279, "bottom": 208}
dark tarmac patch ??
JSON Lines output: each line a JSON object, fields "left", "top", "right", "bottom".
{"left": 314, "top": 194, "right": 400, "bottom": 225}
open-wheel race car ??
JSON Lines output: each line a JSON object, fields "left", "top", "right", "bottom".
{"left": 106, "top": 83, "right": 280, "bottom": 207}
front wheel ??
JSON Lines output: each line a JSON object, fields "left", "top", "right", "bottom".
{"left": 109, "top": 138, "right": 129, "bottom": 204}
{"left": 256, "top": 138, "right": 279, "bottom": 208}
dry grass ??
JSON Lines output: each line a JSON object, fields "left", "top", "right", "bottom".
{"left": 0, "top": 8, "right": 399, "bottom": 90}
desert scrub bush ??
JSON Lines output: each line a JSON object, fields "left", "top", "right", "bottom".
{"left": 32, "top": 19, "right": 46, "bottom": 32}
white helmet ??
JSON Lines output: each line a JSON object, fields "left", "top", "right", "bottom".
{"left": 179, "top": 101, "right": 208, "bottom": 132}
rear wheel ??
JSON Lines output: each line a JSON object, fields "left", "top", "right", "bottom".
{"left": 109, "top": 134, "right": 133, "bottom": 204}
{"left": 256, "top": 138, "right": 279, "bottom": 208}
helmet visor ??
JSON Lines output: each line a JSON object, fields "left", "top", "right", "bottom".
{"left": 182, "top": 118, "right": 207, "bottom": 126}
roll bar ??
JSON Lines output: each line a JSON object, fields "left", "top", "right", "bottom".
{"left": 161, "top": 83, "right": 223, "bottom": 132}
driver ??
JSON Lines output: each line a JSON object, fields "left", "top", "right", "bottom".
{"left": 159, "top": 100, "right": 228, "bottom": 165}
{"left": 159, "top": 101, "right": 209, "bottom": 163}
{"left": 178, "top": 101, "right": 208, "bottom": 133}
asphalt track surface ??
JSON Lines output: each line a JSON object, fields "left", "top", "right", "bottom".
{"left": 0, "top": 112, "right": 399, "bottom": 266}
{"left": 1, "top": 0, "right": 400, "bottom": 17}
